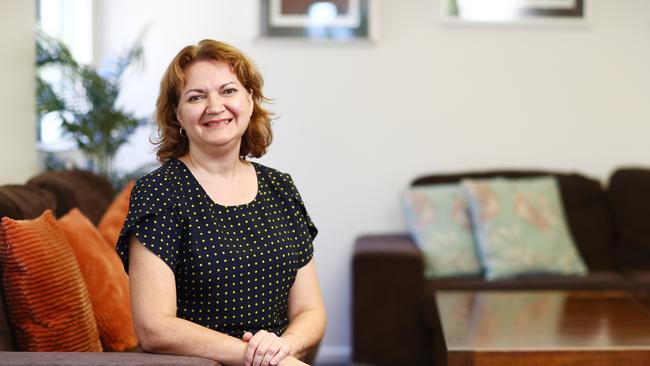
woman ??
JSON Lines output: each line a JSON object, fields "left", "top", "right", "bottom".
{"left": 117, "top": 39, "right": 326, "bottom": 366}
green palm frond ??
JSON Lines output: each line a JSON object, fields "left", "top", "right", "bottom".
{"left": 36, "top": 30, "right": 78, "bottom": 68}
{"left": 35, "top": 28, "right": 148, "bottom": 186}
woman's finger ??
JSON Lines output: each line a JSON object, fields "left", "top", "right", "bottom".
{"left": 269, "top": 343, "right": 292, "bottom": 366}
{"left": 245, "top": 331, "right": 266, "bottom": 366}
{"left": 260, "top": 348, "right": 276, "bottom": 366}
{"left": 242, "top": 331, "right": 253, "bottom": 342}
{"left": 260, "top": 339, "right": 283, "bottom": 366}
{"left": 252, "top": 332, "right": 273, "bottom": 366}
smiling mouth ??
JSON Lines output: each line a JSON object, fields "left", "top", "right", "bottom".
{"left": 203, "top": 119, "right": 232, "bottom": 128}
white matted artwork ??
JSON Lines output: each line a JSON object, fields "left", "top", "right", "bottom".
{"left": 259, "top": 0, "right": 374, "bottom": 41}
{"left": 440, "top": 0, "right": 591, "bottom": 26}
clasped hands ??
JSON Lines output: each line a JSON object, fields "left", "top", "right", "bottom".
{"left": 242, "top": 330, "right": 303, "bottom": 366}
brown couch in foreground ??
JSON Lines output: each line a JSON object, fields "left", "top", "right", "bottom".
{"left": 353, "top": 167, "right": 650, "bottom": 366}
{"left": 0, "top": 170, "right": 218, "bottom": 366}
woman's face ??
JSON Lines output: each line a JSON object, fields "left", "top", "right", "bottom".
{"left": 176, "top": 60, "right": 254, "bottom": 154}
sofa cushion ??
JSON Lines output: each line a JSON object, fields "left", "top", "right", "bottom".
{"left": 0, "top": 185, "right": 58, "bottom": 350}
{"left": 463, "top": 176, "right": 587, "bottom": 280}
{"left": 609, "top": 168, "right": 650, "bottom": 270}
{"left": 27, "top": 170, "right": 114, "bottom": 224}
{"left": 98, "top": 181, "right": 134, "bottom": 248}
{"left": 58, "top": 208, "right": 138, "bottom": 351}
{"left": 0, "top": 210, "right": 102, "bottom": 351}
{"left": 401, "top": 184, "right": 482, "bottom": 278}
{"left": 412, "top": 170, "right": 616, "bottom": 271}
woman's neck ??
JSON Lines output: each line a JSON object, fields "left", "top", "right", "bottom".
{"left": 182, "top": 146, "right": 246, "bottom": 182}
{"left": 179, "top": 144, "right": 258, "bottom": 206}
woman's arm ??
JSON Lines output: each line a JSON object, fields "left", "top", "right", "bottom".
{"left": 128, "top": 236, "right": 307, "bottom": 366}
{"left": 281, "top": 259, "right": 327, "bottom": 360}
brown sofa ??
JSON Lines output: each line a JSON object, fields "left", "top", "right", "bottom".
{"left": 353, "top": 168, "right": 650, "bottom": 366}
{"left": 0, "top": 170, "right": 218, "bottom": 365}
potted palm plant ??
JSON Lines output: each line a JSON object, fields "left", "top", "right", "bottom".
{"left": 36, "top": 31, "right": 148, "bottom": 188}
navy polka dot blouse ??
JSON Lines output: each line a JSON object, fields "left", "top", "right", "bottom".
{"left": 116, "top": 158, "right": 317, "bottom": 337}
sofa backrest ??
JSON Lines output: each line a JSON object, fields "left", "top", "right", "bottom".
{"left": 27, "top": 169, "right": 114, "bottom": 225}
{"left": 411, "top": 170, "right": 616, "bottom": 272}
{"left": 0, "top": 185, "right": 58, "bottom": 221}
{"left": 0, "top": 169, "right": 114, "bottom": 351}
{"left": 609, "top": 168, "right": 650, "bottom": 270}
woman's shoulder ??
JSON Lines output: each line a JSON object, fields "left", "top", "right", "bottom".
{"left": 252, "top": 162, "right": 298, "bottom": 197}
{"left": 253, "top": 162, "right": 293, "bottom": 184}
{"left": 132, "top": 159, "right": 185, "bottom": 198}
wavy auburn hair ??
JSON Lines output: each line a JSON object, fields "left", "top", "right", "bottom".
{"left": 154, "top": 39, "right": 273, "bottom": 162}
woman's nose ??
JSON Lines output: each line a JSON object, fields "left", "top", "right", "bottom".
{"left": 206, "top": 94, "right": 225, "bottom": 114}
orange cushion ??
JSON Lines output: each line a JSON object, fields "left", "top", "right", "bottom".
{"left": 0, "top": 210, "right": 102, "bottom": 351}
{"left": 58, "top": 208, "right": 138, "bottom": 351}
{"left": 98, "top": 181, "right": 135, "bottom": 248}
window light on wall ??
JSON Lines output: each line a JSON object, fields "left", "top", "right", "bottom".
{"left": 37, "top": 0, "right": 92, "bottom": 151}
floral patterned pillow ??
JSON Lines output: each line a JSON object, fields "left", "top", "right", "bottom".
{"left": 462, "top": 176, "right": 588, "bottom": 280}
{"left": 402, "top": 184, "right": 482, "bottom": 278}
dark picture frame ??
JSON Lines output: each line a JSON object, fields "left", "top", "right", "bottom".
{"left": 441, "top": 0, "right": 590, "bottom": 26}
{"left": 260, "top": 0, "right": 373, "bottom": 41}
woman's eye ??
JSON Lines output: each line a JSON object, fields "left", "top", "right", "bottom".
{"left": 223, "top": 88, "right": 237, "bottom": 95}
{"left": 188, "top": 95, "right": 204, "bottom": 102}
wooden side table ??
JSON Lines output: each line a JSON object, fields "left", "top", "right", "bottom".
{"left": 436, "top": 291, "right": 650, "bottom": 366}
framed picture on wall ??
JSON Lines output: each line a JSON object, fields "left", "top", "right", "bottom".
{"left": 259, "top": 0, "right": 374, "bottom": 41}
{"left": 441, "top": 0, "right": 591, "bottom": 26}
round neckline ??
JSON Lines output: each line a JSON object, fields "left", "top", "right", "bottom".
{"left": 173, "top": 158, "right": 261, "bottom": 209}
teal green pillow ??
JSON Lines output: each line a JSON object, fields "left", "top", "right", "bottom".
{"left": 462, "top": 176, "right": 588, "bottom": 280}
{"left": 402, "top": 184, "right": 482, "bottom": 278}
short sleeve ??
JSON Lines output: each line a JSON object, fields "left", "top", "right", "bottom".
{"left": 116, "top": 178, "right": 182, "bottom": 274}
{"left": 286, "top": 175, "right": 317, "bottom": 267}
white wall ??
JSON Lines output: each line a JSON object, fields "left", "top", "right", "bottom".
{"left": 96, "top": 0, "right": 650, "bottom": 362}
{"left": 0, "top": 0, "right": 37, "bottom": 184}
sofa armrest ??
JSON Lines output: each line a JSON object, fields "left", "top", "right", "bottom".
{"left": 352, "top": 234, "right": 430, "bottom": 366}
{"left": 0, "top": 352, "right": 221, "bottom": 366}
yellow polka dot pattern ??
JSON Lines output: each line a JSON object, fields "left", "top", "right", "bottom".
{"left": 116, "top": 159, "right": 317, "bottom": 337}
